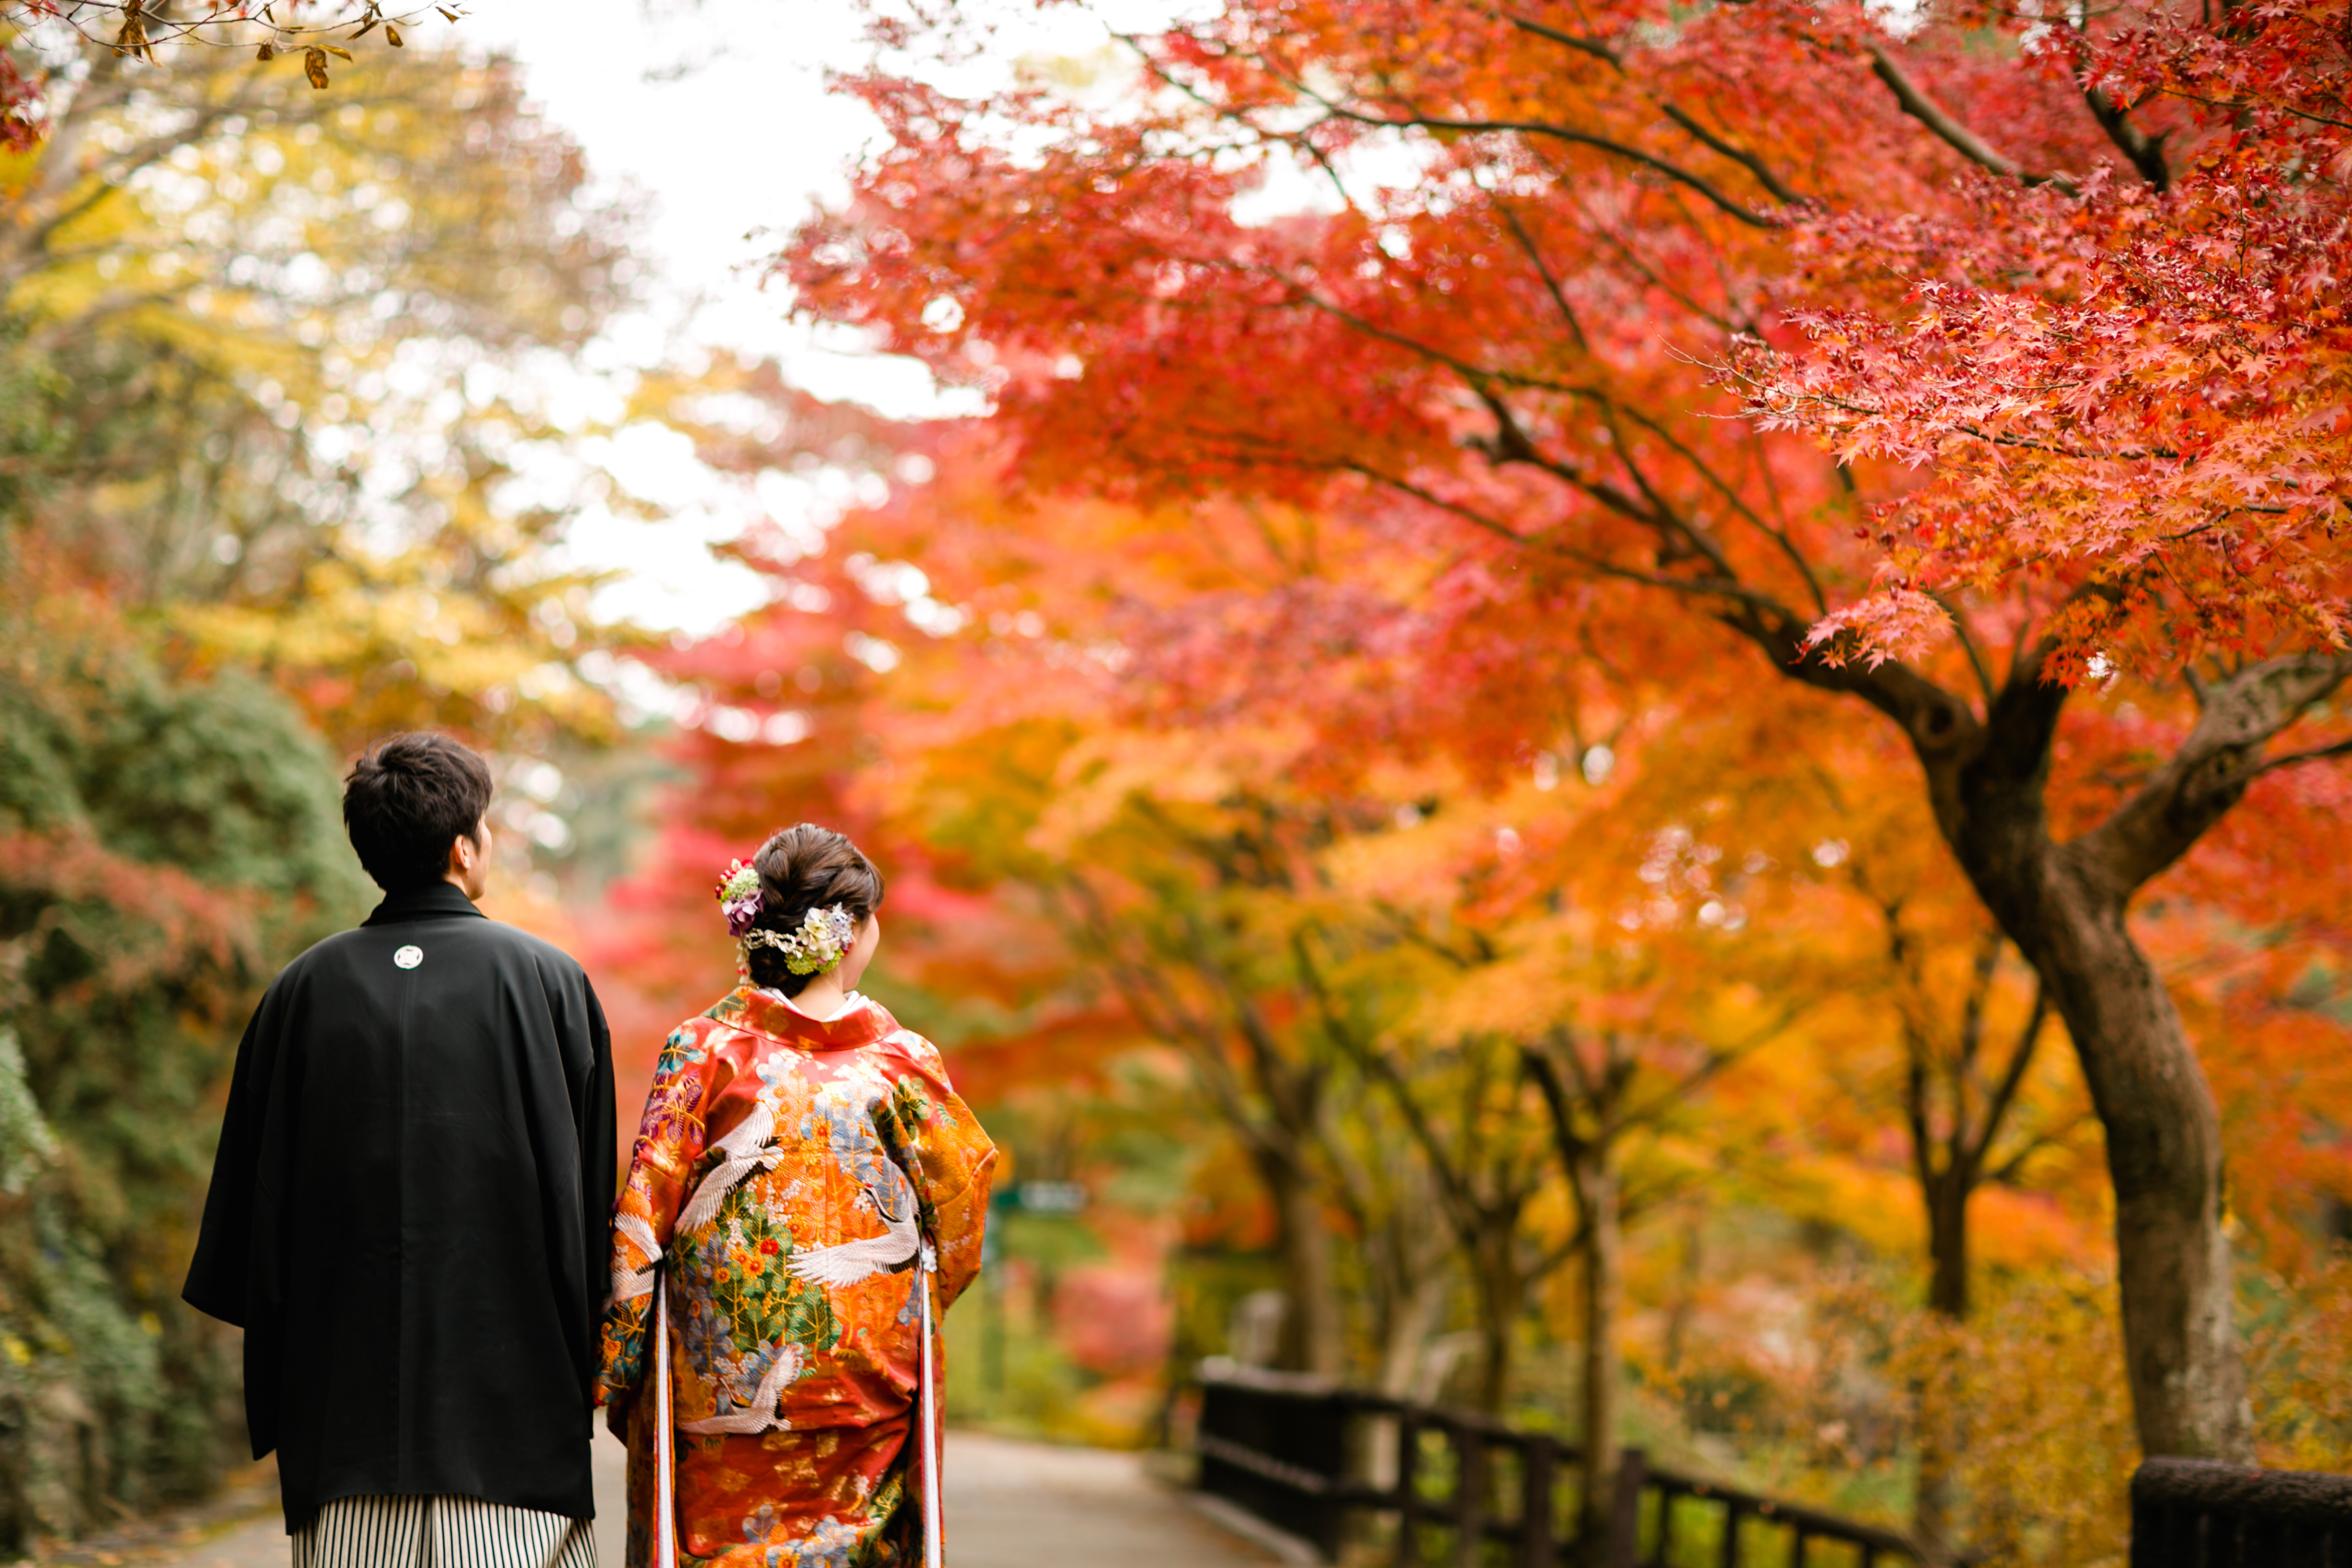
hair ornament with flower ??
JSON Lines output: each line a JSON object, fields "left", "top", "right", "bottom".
{"left": 716, "top": 860, "right": 763, "bottom": 936}
{"left": 743, "top": 905, "right": 858, "bottom": 976}
{"left": 717, "top": 857, "right": 856, "bottom": 978}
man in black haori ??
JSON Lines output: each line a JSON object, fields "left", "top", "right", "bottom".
{"left": 186, "top": 732, "right": 616, "bottom": 1568}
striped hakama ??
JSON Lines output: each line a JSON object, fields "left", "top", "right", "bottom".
{"left": 292, "top": 1494, "right": 596, "bottom": 1568}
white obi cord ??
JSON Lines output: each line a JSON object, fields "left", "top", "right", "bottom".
{"left": 654, "top": 1274, "right": 676, "bottom": 1568}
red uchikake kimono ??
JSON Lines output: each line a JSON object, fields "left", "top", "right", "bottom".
{"left": 597, "top": 987, "right": 996, "bottom": 1567}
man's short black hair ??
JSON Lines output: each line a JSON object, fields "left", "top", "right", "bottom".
{"left": 343, "top": 732, "right": 493, "bottom": 893}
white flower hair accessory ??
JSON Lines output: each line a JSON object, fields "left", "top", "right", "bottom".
{"left": 742, "top": 904, "right": 858, "bottom": 977}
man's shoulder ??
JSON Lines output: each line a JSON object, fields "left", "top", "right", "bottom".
{"left": 276, "top": 916, "right": 587, "bottom": 985}
{"left": 472, "top": 918, "right": 594, "bottom": 988}
{"left": 271, "top": 924, "right": 375, "bottom": 979}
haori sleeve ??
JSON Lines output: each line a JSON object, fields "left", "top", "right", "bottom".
{"left": 596, "top": 1021, "right": 713, "bottom": 1426}
{"left": 874, "top": 1036, "right": 998, "bottom": 1312}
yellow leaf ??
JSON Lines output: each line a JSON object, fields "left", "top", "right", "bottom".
{"left": 304, "top": 46, "right": 329, "bottom": 88}
{"left": 325, "top": 45, "right": 353, "bottom": 59}
{"left": 256, "top": 41, "right": 275, "bottom": 59}
{"left": 385, "top": 22, "right": 403, "bottom": 44}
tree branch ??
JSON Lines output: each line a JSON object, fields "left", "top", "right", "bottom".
{"left": 1503, "top": 10, "right": 1803, "bottom": 204}
{"left": 1966, "top": 982, "right": 2049, "bottom": 1181}
{"left": 2073, "top": 653, "right": 2352, "bottom": 898}
{"left": 1866, "top": 42, "right": 2080, "bottom": 196}
{"left": 2245, "top": 734, "right": 2352, "bottom": 781}
{"left": 1655, "top": 104, "right": 1804, "bottom": 207}
{"left": 1301, "top": 98, "right": 1780, "bottom": 226}
{"left": 2082, "top": 85, "right": 2171, "bottom": 191}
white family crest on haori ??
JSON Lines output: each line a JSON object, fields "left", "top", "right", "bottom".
{"left": 393, "top": 945, "right": 423, "bottom": 969}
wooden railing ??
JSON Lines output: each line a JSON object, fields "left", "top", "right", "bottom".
{"left": 2129, "top": 1457, "right": 2352, "bottom": 1568}
{"left": 1193, "top": 1368, "right": 1924, "bottom": 1567}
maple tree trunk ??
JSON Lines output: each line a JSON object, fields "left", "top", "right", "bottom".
{"left": 1378, "top": 1267, "right": 1451, "bottom": 1398}
{"left": 1926, "top": 1170, "right": 1970, "bottom": 1320}
{"left": 1876, "top": 656, "right": 2337, "bottom": 1461}
{"left": 1468, "top": 1218, "right": 1519, "bottom": 1413}
{"left": 1765, "top": 646, "right": 2350, "bottom": 1458}
{"left": 1253, "top": 1144, "right": 1346, "bottom": 1377}
{"left": 1985, "top": 854, "right": 2246, "bottom": 1458}
{"left": 1913, "top": 1171, "right": 1970, "bottom": 1562}
{"left": 1573, "top": 1157, "right": 1622, "bottom": 1567}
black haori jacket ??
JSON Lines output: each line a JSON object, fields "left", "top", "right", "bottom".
{"left": 185, "top": 883, "right": 617, "bottom": 1526}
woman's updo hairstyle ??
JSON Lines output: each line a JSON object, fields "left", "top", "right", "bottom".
{"left": 743, "top": 823, "right": 885, "bottom": 996}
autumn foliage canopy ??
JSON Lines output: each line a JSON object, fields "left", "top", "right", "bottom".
{"left": 769, "top": 0, "right": 2352, "bottom": 1468}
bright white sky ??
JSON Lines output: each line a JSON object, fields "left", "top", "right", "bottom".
{"left": 465, "top": 0, "right": 1152, "bottom": 633}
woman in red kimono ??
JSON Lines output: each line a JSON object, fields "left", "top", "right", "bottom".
{"left": 598, "top": 824, "right": 996, "bottom": 1568}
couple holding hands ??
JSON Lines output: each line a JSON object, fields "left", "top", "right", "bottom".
{"left": 183, "top": 732, "right": 997, "bottom": 1568}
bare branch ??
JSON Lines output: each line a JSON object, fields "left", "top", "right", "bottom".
{"left": 1301, "top": 98, "right": 1780, "bottom": 226}
{"left": 2244, "top": 734, "right": 2352, "bottom": 781}
{"left": 1930, "top": 591, "right": 1998, "bottom": 708}
{"left": 1485, "top": 188, "right": 1590, "bottom": 353}
{"left": 1342, "top": 462, "right": 1533, "bottom": 545}
{"left": 1968, "top": 982, "right": 2049, "bottom": 1179}
{"left": 1656, "top": 104, "right": 1804, "bottom": 206}
{"left": 1503, "top": 10, "right": 1803, "bottom": 204}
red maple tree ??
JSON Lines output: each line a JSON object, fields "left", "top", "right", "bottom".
{"left": 779, "top": 0, "right": 2352, "bottom": 1459}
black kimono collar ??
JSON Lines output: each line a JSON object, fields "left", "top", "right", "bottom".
{"left": 363, "top": 882, "right": 489, "bottom": 926}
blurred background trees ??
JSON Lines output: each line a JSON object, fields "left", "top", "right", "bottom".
{"left": 0, "top": 22, "right": 649, "bottom": 1549}
{"left": 0, "top": 555, "right": 363, "bottom": 1544}
{"left": 2, "top": 28, "right": 637, "bottom": 751}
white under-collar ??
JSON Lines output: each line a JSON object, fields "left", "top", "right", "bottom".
{"left": 759, "top": 987, "right": 871, "bottom": 1024}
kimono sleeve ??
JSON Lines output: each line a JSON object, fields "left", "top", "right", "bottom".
{"left": 874, "top": 1036, "right": 997, "bottom": 1311}
{"left": 595, "top": 1022, "right": 713, "bottom": 1426}
{"left": 183, "top": 997, "right": 279, "bottom": 1329}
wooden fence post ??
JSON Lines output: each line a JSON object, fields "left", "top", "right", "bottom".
{"left": 1454, "top": 1422, "right": 1488, "bottom": 1568}
{"left": 1521, "top": 1435, "right": 1558, "bottom": 1568}
{"left": 1608, "top": 1448, "right": 1647, "bottom": 1568}
{"left": 1396, "top": 1411, "right": 1422, "bottom": 1568}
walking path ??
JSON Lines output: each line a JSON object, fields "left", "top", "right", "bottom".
{"left": 43, "top": 1430, "right": 1279, "bottom": 1568}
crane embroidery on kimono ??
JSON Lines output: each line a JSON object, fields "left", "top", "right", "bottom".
{"left": 676, "top": 1098, "right": 782, "bottom": 1236}
{"left": 786, "top": 1184, "right": 921, "bottom": 1288}
{"left": 678, "top": 1345, "right": 805, "bottom": 1436}
{"left": 610, "top": 1212, "right": 662, "bottom": 1305}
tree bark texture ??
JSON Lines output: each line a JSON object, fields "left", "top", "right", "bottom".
{"left": 1994, "top": 858, "right": 2245, "bottom": 1457}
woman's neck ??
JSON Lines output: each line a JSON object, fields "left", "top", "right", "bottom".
{"left": 779, "top": 976, "right": 855, "bottom": 1022}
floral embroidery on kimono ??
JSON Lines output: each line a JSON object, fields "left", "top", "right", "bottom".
{"left": 598, "top": 988, "right": 996, "bottom": 1568}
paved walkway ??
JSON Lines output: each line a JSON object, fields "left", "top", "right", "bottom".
{"left": 68, "top": 1429, "right": 1278, "bottom": 1568}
